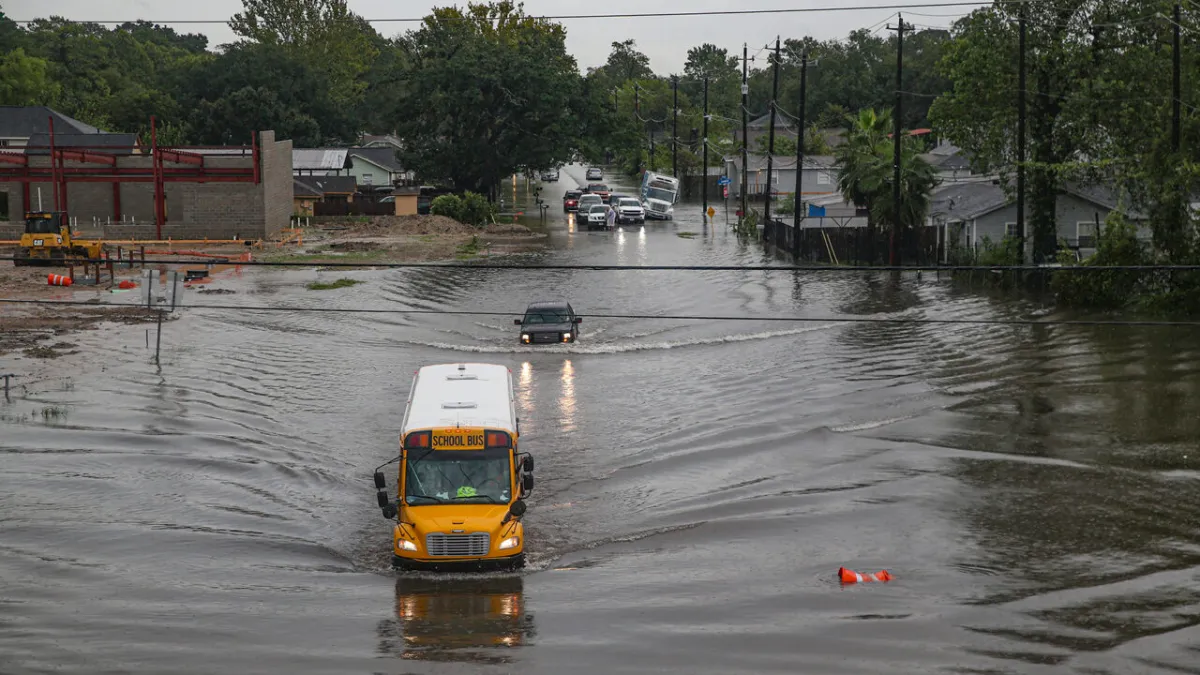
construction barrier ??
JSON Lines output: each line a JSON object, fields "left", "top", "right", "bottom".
{"left": 47, "top": 274, "right": 72, "bottom": 287}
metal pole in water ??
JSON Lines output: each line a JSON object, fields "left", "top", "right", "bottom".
{"left": 155, "top": 310, "right": 163, "bottom": 365}
{"left": 2, "top": 374, "right": 11, "bottom": 402}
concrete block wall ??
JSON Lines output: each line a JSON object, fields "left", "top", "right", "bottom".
{"left": 0, "top": 130, "right": 294, "bottom": 241}
{"left": 261, "top": 131, "right": 293, "bottom": 240}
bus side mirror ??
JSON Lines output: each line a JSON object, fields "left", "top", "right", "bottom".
{"left": 521, "top": 474, "right": 534, "bottom": 493}
{"left": 513, "top": 319, "right": 523, "bottom": 326}
{"left": 376, "top": 490, "right": 390, "bottom": 509}
{"left": 509, "top": 500, "right": 527, "bottom": 518}
{"left": 374, "top": 472, "right": 386, "bottom": 489}
{"left": 381, "top": 504, "right": 397, "bottom": 519}
{"left": 574, "top": 317, "right": 582, "bottom": 324}
{"left": 522, "top": 456, "right": 534, "bottom": 472}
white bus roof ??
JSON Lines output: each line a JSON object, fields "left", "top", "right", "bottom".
{"left": 402, "top": 363, "right": 516, "bottom": 434}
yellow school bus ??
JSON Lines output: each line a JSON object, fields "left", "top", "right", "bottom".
{"left": 373, "top": 363, "right": 534, "bottom": 570}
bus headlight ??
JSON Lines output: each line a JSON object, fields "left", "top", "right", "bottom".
{"left": 498, "top": 536, "right": 520, "bottom": 550}
{"left": 396, "top": 539, "right": 418, "bottom": 552}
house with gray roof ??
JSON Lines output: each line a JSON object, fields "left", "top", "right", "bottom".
{"left": 927, "top": 180, "right": 1150, "bottom": 261}
{"left": 23, "top": 131, "right": 139, "bottom": 155}
{"left": 723, "top": 153, "right": 840, "bottom": 201}
{"left": 0, "top": 106, "right": 102, "bottom": 148}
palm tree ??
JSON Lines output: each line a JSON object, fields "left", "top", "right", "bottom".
{"left": 834, "top": 108, "right": 938, "bottom": 262}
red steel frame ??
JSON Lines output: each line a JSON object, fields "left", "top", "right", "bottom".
{"left": 0, "top": 116, "right": 262, "bottom": 239}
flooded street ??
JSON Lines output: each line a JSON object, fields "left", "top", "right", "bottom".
{"left": 3, "top": 164, "right": 1200, "bottom": 674}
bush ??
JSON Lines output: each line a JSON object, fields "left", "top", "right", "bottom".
{"left": 459, "top": 191, "right": 494, "bottom": 227}
{"left": 1051, "top": 212, "right": 1146, "bottom": 309}
{"left": 430, "top": 194, "right": 464, "bottom": 221}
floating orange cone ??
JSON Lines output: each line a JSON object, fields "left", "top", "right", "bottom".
{"left": 47, "top": 274, "right": 73, "bottom": 287}
{"left": 118, "top": 280, "right": 138, "bottom": 290}
{"left": 838, "top": 567, "right": 892, "bottom": 584}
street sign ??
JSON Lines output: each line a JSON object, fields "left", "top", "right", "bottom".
{"left": 722, "top": 186, "right": 729, "bottom": 199}
{"left": 717, "top": 176, "right": 731, "bottom": 186}
{"left": 707, "top": 206, "right": 716, "bottom": 219}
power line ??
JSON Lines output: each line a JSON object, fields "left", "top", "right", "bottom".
{"left": 4, "top": 298, "right": 1199, "bottom": 327}
{"left": 6, "top": 2, "right": 999, "bottom": 25}
{"left": 7, "top": 257, "right": 1200, "bottom": 272}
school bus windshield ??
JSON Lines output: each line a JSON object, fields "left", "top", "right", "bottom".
{"left": 405, "top": 448, "right": 511, "bottom": 505}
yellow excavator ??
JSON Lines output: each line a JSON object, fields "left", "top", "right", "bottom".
{"left": 13, "top": 211, "right": 104, "bottom": 266}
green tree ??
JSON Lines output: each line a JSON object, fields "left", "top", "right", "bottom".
{"left": 394, "top": 2, "right": 581, "bottom": 196}
{"left": 175, "top": 41, "right": 349, "bottom": 145}
{"left": 229, "top": 0, "right": 380, "bottom": 105}
{"left": 836, "top": 108, "right": 938, "bottom": 259}
{"left": 0, "top": 48, "right": 58, "bottom": 105}
{"left": 599, "top": 39, "right": 654, "bottom": 85}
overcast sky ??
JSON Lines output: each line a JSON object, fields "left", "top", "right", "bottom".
{"left": 4, "top": 1, "right": 983, "bottom": 73}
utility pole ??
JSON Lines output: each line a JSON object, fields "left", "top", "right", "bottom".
{"left": 793, "top": 50, "right": 808, "bottom": 260}
{"left": 1173, "top": 3, "right": 1181, "bottom": 154}
{"left": 1173, "top": 2, "right": 1184, "bottom": 240}
{"left": 672, "top": 77, "right": 679, "bottom": 178}
{"left": 634, "top": 83, "right": 642, "bottom": 172}
{"left": 887, "top": 15, "right": 906, "bottom": 266}
{"left": 764, "top": 38, "right": 781, "bottom": 232}
{"left": 703, "top": 77, "right": 709, "bottom": 223}
{"left": 1017, "top": 5, "right": 1027, "bottom": 263}
{"left": 741, "top": 43, "right": 749, "bottom": 225}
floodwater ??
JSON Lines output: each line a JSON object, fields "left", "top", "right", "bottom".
{"left": 2, "top": 165, "right": 1200, "bottom": 674}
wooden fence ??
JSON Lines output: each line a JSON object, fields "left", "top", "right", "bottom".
{"left": 763, "top": 218, "right": 941, "bottom": 265}
{"left": 313, "top": 201, "right": 396, "bottom": 217}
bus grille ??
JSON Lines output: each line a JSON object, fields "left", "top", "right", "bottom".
{"left": 426, "top": 532, "right": 490, "bottom": 557}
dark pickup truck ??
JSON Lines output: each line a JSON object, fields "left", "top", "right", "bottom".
{"left": 515, "top": 300, "right": 582, "bottom": 345}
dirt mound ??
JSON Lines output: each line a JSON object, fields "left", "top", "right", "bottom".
{"left": 483, "top": 222, "right": 534, "bottom": 235}
{"left": 327, "top": 241, "right": 383, "bottom": 252}
{"left": 344, "top": 215, "right": 475, "bottom": 236}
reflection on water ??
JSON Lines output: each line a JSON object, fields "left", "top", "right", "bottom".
{"left": 517, "top": 361, "right": 533, "bottom": 416}
{"left": 560, "top": 359, "right": 576, "bottom": 432}
{"left": 377, "top": 575, "right": 534, "bottom": 664}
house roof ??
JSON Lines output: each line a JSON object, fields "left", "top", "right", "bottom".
{"left": 727, "top": 153, "right": 837, "bottom": 172}
{"left": 747, "top": 113, "right": 794, "bottom": 130}
{"left": 294, "top": 175, "right": 357, "bottom": 195}
{"left": 293, "top": 179, "right": 322, "bottom": 198}
{"left": 361, "top": 134, "right": 403, "bottom": 149}
{"left": 23, "top": 132, "right": 138, "bottom": 155}
{"left": 929, "top": 180, "right": 1148, "bottom": 222}
{"left": 0, "top": 106, "right": 101, "bottom": 139}
{"left": 293, "top": 148, "right": 349, "bottom": 171}
{"left": 930, "top": 182, "right": 1004, "bottom": 221}
{"left": 349, "top": 146, "right": 404, "bottom": 173}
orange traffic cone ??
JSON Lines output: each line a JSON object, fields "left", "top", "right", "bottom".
{"left": 838, "top": 567, "right": 892, "bottom": 584}
{"left": 47, "top": 274, "right": 73, "bottom": 287}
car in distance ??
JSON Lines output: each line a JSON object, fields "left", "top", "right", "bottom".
{"left": 563, "top": 190, "right": 582, "bottom": 212}
{"left": 540, "top": 168, "right": 559, "bottom": 181}
{"left": 614, "top": 197, "right": 646, "bottom": 224}
{"left": 515, "top": 300, "right": 582, "bottom": 344}
{"left": 586, "top": 183, "right": 611, "bottom": 203}
{"left": 576, "top": 193, "right": 603, "bottom": 213}
{"left": 586, "top": 167, "right": 603, "bottom": 181}
{"left": 584, "top": 204, "right": 612, "bottom": 230}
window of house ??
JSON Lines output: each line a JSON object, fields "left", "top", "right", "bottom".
{"left": 1077, "top": 222, "right": 1096, "bottom": 249}
{"left": 771, "top": 174, "right": 779, "bottom": 185}
{"left": 817, "top": 171, "right": 831, "bottom": 185}
{"left": 1004, "top": 222, "right": 1018, "bottom": 238}
{"left": 361, "top": 174, "right": 373, "bottom": 185}
{"left": 0, "top": 190, "right": 8, "bottom": 220}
